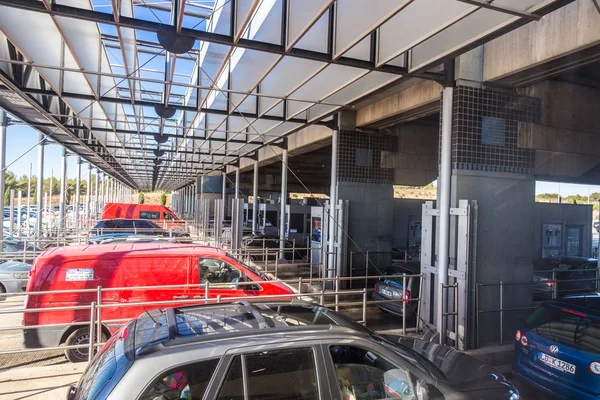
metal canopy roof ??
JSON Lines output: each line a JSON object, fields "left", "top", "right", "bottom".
{"left": 0, "top": 0, "right": 570, "bottom": 190}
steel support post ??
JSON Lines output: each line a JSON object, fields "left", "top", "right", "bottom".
{"left": 86, "top": 164, "right": 91, "bottom": 224}
{"left": 328, "top": 129, "right": 339, "bottom": 278}
{"left": 17, "top": 190, "right": 22, "bottom": 237}
{"left": 26, "top": 163, "right": 31, "bottom": 236}
{"left": 9, "top": 189, "right": 14, "bottom": 235}
{"left": 279, "top": 149, "right": 288, "bottom": 259}
{"left": 59, "top": 148, "right": 67, "bottom": 234}
{"left": 49, "top": 168, "right": 53, "bottom": 213}
{"left": 0, "top": 110, "right": 6, "bottom": 250}
{"left": 74, "top": 157, "right": 81, "bottom": 227}
{"left": 94, "top": 169, "right": 99, "bottom": 218}
{"left": 437, "top": 86, "right": 454, "bottom": 344}
{"left": 36, "top": 134, "right": 45, "bottom": 240}
{"left": 222, "top": 172, "right": 226, "bottom": 200}
{"left": 235, "top": 167, "right": 240, "bottom": 200}
{"left": 252, "top": 160, "right": 258, "bottom": 234}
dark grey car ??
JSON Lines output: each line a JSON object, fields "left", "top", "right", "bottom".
{"left": 68, "top": 301, "right": 520, "bottom": 400}
{"left": 532, "top": 257, "right": 598, "bottom": 301}
{"left": 372, "top": 263, "right": 421, "bottom": 319}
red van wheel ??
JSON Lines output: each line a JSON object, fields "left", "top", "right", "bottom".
{"left": 64, "top": 328, "right": 107, "bottom": 363}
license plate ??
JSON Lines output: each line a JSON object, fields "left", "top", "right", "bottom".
{"left": 539, "top": 353, "right": 576, "bottom": 374}
{"left": 380, "top": 288, "right": 394, "bottom": 298}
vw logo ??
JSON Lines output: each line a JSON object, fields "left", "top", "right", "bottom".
{"left": 550, "top": 345, "right": 559, "bottom": 354}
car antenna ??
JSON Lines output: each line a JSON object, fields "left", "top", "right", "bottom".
{"left": 142, "top": 306, "right": 160, "bottom": 326}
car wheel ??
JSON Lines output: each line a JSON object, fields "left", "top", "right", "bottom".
{"left": 0, "top": 284, "right": 5, "bottom": 302}
{"left": 64, "top": 327, "right": 107, "bottom": 363}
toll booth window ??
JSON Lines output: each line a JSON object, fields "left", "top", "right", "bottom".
{"left": 481, "top": 116, "right": 505, "bottom": 146}
{"left": 289, "top": 213, "right": 304, "bottom": 234}
{"left": 140, "top": 211, "right": 160, "bottom": 220}
{"left": 265, "top": 211, "right": 278, "bottom": 228}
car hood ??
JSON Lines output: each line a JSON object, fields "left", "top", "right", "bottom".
{"left": 0, "top": 260, "right": 32, "bottom": 272}
{"left": 391, "top": 337, "right": 516, "bottom": 395}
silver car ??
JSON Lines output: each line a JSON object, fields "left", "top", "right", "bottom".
{"left": 0, "top": 260, "right": 30, "bottom": 297}
{"left": 68, "top": 301, "right": 520, "bottom": 400}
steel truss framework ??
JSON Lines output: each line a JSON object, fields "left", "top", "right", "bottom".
{"left": 0, "top": 0, "right": 571, "bottom": 190}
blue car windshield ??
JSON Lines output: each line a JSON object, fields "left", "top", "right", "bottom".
{"left": 526, "top": 304, "right": 600, "bottom": 353}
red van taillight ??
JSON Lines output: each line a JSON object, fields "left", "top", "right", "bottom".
{"left": 588, "top": 362, "right": 600, "bottom": 375}
{"left": 118, "top": 326, "right": 129, "bottom": 340}
{"left": 403, "top": 289, "right": 411, "bottom": 303}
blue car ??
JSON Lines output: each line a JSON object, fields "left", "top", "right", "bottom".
{"left": 513, "top": 294, "right": 600, "bottom": 399}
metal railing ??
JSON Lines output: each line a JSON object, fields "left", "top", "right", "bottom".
{"left": 476, "top": 267, "right": 600, "bottom": 347}
{"left": 0, "top": 271, "right": 423, "bottom": 364}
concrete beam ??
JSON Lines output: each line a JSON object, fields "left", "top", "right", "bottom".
{"left": 356, "top": 80, "right": 441, "bottom": 128}
{"left": 535, "top": 149, "right": 600, "bottom": 179}
{"left": 521, "top": 80, "right": 600, "bottom": 133}
{"left": 484, "top": 0, "right": 600, "bottom": 84}
{"left": 519, "top": 122, "right": 600, "bottom": 156}
{"left": 235, "top": 124, "right": 333, "bottom": 173}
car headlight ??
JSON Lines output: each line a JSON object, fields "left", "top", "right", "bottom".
{"left": 14, "top": 272, "right": 28, "bottom": 280}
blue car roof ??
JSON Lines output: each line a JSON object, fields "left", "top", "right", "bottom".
{"left": 548, "top": 294, "right": 600, "bottom": 317}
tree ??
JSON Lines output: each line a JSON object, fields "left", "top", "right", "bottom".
{"left": 160, "top": 192, "right": 167, "bottom": 206}
{"left": 138, "top": 192, "right": 145, "bottom": 204}
{"left": 66, "top": 187, "right": 72, "bottom": 206}
{"left": 4, "top": 187, "right": 10, "bottom": 205}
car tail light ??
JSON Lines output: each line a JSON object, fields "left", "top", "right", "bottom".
{"left": 516, "top": 330, "right": 521, "bottom": 341}
{"left": 546, "top": 281, "right": 554, "bottom": 287}
{"left": 520, "top": 334, "right": 528, "bottom": 347}
{"left": 373, "top": 285, "right": 378, "bottom": 293}
{"left": 588, "top": 362, "right": 600, "bottom": 375}
{"left": 403, "top": 289, "right": 411, "bottom": 301}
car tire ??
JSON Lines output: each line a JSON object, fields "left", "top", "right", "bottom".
{"left": 64, "top": 327, "right": 107, "bottom": 363}
{"left": 0, "top": 284, "right": 5, "bottom": 302}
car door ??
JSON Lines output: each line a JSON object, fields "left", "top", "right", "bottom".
{"left": 189, "top": 256, "right": 259, "bottom": 302}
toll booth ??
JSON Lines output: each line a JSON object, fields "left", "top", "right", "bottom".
{"left": 258, "top": 203, "right": 279, "bottom": 236}
{"left": 310, "top": 206, "right": 324, "bottom": 267}
{"left": 285, "top": 204, "right": 312, "bottom": 247}
{"left": 243, "top": 203, "right": 253, "bottom": 229}
{"left": 535, "top": 203, "right": 593, "bottom": 259}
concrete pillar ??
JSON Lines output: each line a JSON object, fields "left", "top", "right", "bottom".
{"left": 75, "top": 157, "right": 81, "bottom": 226}
{"left": 279, "top": 149, "right": 288, "bottom": 258}
{"left": 59, "top": 148, "right": 67, "bottom": 233}
{"left": 36, "top": 134, "right": 45, "bottom": 238}
{"left": 0, "top": 109, "right": 6, "bottom": 248}
{"left": 252, "top": 160, "right": 258, "bottom": 234}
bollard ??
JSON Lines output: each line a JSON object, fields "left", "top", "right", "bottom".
{"left": 402, "top": 274, "right": 407, "bottom": 335}
{"left": 96, "top": 286, "right": 102, "bottom": 346}
{"left": 88, "top": 301, "right": 96, "bottom": 362}
{"left": 362, "top": 288, "right": 368, "bottom": 327}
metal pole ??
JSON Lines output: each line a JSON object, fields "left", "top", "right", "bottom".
{"left": 74, "top": 157, "right": 81, "bottom": 228}
{"left": 437, "top": 86, "right": 454, "bottom": 344}
{"left": 17, "top": 191, "right": 22, "bottom": 237}
{"left": 35, "top": 134, "right": 45, "bottom": 241}
{"left": 26, "top": 163, "right": 31, "bottom": 237}
{"left": 499, "top": 281, "right": 504, "bottom": 345}
{"left": 222, "top": 171, "right": 226, "bottom": 200}
{"left": 49, "top": 168, "right": 53, "bottom": 214}
{"left": 86, "top": 164, "right": 91, "bottom": 224}
{"left": 94, "top": 169, "right": 99, "bottom": 218}
{"left": 59, "top": 148, "right": 67, "bottom": 234}
{"left": 9, "top": 189, "right": 14, "bottom": 236}
{"left": 0, "top": 110, "right": 6, "bottom": 249}
{"left": 279, "top": 149, "right": 288, "bottom": 259}
{"left": 252, "top": 160, "right": 258, "bottom": 234}
{"left": 328, "top": 129, "right": 338, "bottom": 278}
{"left": 234, "top": 166, "right": 240, "bottom": 200}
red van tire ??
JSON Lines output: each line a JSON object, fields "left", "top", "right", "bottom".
{"left": 64, "top": 327, "right": 108, "bottom": 363}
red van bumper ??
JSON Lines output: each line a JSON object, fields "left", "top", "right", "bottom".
{"left": 23, "top": 327, "right": 63, "bottom": 348}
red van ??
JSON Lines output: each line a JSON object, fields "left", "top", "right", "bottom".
{"left": 102, "top": 203, "right": 183, "bottom": 230}
{"left": 23, "top": 242, "right": 293, "bottom": 362}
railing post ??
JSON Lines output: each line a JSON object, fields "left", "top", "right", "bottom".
{"left": 205, "top": 282, "right": 209, "bottom": 304}
{"left": 88, "top": 301, "right": 97, "bottom": 362}
{"left": 96, "top": 286, "right": 102, "bottom": 346}
{"left": 275, "top": 258, "right": 279, "bottom": 279}
{"left": 552, "top": 270, "right": 558, "bottom": 299}
{"left": 335, "top": 275, "right": 340, "bottom": 312}
{"left": 499, "top": 281, "right": 504, "bottom": 345}
{"left": 362, "top": 288, "right": 367, "bottom": 327}
{"left": 365, "top": 251, "right": 369, "bottom": 288}
{"left": 402, "top": 274, "right": 407, "bottom": 335}
{"left": 476, "top": 283, "right": 480, "bottom": 349}
{"left": 320, "top": 285, "right": 325, "bottom": 306}
{"left": 217, "top": 295, "right": 222, "bottom": 303}
{"left": 298, "top": 277, "right": 303, "bottom": 294}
